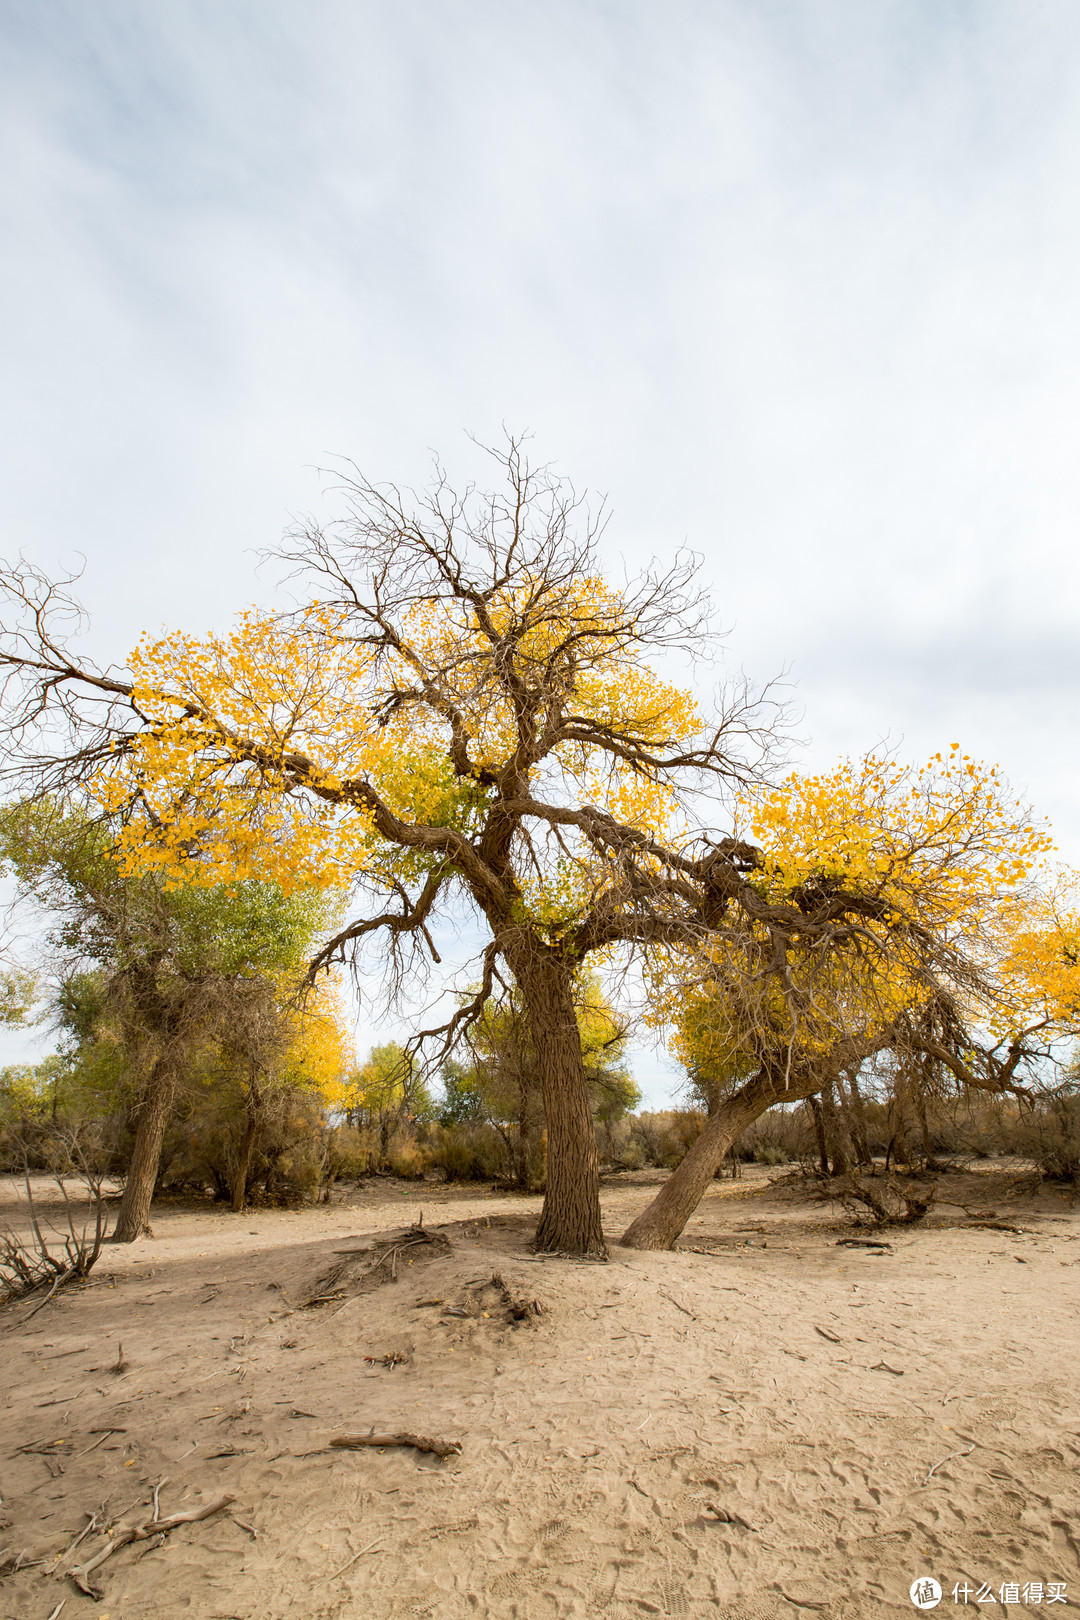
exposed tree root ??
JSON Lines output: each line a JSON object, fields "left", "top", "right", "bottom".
{"left": 328, "top": 1430, "right": 461, "bottom": 1460}
{"left": 64, "top": 1493, "right": 235, "bottom": 1598}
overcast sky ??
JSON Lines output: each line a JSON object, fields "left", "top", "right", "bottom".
{"left": 2, "top": 1, "right": 1079, "bottom": 1098}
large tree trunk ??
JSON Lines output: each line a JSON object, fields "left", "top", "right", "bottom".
{"left": 509, "top": 942, "right": 605, "bottom": 1256}
{"left": 113, "top": 1058, "right": 176, "bottom": 1242}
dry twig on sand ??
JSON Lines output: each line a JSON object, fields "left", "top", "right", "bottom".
{"left": 64, "top": 1493, "right": 235, "bottom": 1598}
{"left": 321, "top": 1536, "right": 384, "bottom": 1580}
{"left": 328, "top": 1429, "right": 461, "bottom": 1459}
{"left": 307, "top": 1222, "right": 452, "bottom": 1307}
{"left": 659, "top": 1290, "right": 696, "bottom": 1319}
{"left": 919, "top": 1444, "right": 976, "bottom": 1485}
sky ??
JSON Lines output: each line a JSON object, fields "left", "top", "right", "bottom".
{"left": 2, "top": 0, "right": 1079, "bottom": 1100}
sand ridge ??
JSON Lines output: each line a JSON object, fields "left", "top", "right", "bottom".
{"left": 0, "top": 1167, "right": 1077, "bottom": 1618}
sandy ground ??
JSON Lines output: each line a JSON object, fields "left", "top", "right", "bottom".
{"left": 0, "top": 1165, "right": 1077, "bottom": 1620}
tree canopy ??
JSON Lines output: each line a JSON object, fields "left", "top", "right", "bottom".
{"left": 1, "top": 440, "right": 1076, "bottom": 1253}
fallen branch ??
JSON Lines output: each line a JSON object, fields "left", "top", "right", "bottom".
{"left": 702, "top": 1504, "right": 756, "bottom": 1530}
{"left": 75, "top": 1428, "right": 125, "bottom": 1458}
{"left": 58, "top": 1512, "right": 99, "bottom": 1562}
{"left": 322, "top": 1535, "right": 384, "bottom": 1579}
{"left": 65, "top": 1494, "right": 235, "bottom": 1598}
{"left": 328, "top": 1430, "right": 461, "bottom": 1460}
{"left": 919, "top": 1444, "right": 975, "bottom": 1486}
{"left": 659, "top": 1290, "right": 696, "bottom": 1320}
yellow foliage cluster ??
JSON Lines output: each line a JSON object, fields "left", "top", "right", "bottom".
{"left": 663, "top": 748, "right": 1078, "bottom": 1083}
{"left": 93, "top": 585, "right": 699, "bottom": 919}
{"left": 284, "top": 977, "right": 355, "bottom": 1108}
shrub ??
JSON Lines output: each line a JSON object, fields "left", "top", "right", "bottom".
{"left": 1002, "top": 1087, "right": 1080, "bottom": 1181}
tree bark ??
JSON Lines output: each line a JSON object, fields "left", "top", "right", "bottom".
{"left": 819, "top": 1082, "right": 849, "bottom": 1176}
{"left": 619, "top": 1068, "right": 787, "bottom": 1250}
{"left": 508, "top": 942, "right": 605, "bottom": 1256}
{"left": 841, "top": 1070, "right": 874, "bottom": 1167}
{"left": 113, "top": 1058, "right": 176, "bottom": 1242}
{"left": 230, "top": 1078, "right": 261, "bottom": 1214}
{"left": 807, "top": 1094, "right": 830, "bottom": 1174}
{"left": 916, "top": 1093, "right": 941, "bottom": 1172}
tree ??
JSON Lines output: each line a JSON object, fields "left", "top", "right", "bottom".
{"left": 5, "top": 450, "right": 1065, "bottom": 1257}
{"left": 345, "top": 1040, "right": 434, "bottom": 1170}
{"left": 0, "top": 968, "right": 36, "bottom": 1028}
{"left": 453, "top": 972, "right": 638, "bottom": 1189}
{"left": 0, "top": 441, "right": 779, "bottom": 1255}
{"left": 208, "top": 973, "right": 351, "bottom": 1212}
{"left": 0, "top": 801, "right": 339, "bottom": 1237}
{"left": 619, "top": 750, "right": 1078, "bottom": 1248}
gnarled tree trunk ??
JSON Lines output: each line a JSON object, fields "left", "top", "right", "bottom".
{"left": 619, "top": 1067, "right": 786, "bottom": 1250}
{"left": 621, "top": 1035, "right": 891, "bottom": 1250}
{"left": 508, "top": 941, "right": 605, "bottom": 1256}
{"left": 113, "top": 1057, "right": 176, "bottom": 1242}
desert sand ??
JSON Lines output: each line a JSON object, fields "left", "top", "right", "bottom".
{"left": 0, "top": 1166, "right": 1076, "bottom": 1620}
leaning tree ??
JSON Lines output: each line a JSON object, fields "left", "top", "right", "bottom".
{"left": 1, "top": 442, "right": 1073, "bottom": 1254}
{"left": 619, "top": 750, "right": 1080, "bottom": 1248}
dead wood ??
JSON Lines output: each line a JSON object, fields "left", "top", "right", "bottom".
{"left": 701, "top": 1504, "right": 756, "bottom": 1530}
{"left": 15, "top": 1436, "right": 70, "bottom": 1454}
{"left": 64, "top": 1493, "right": 235, "bottom": 1598}
{"left": 306, "top": 1224, "right": 452, "bottom": 1307}
{"left": 1, "top": 1163, "right": 111, "bottom": 1320}
{"left": 108, "top": 1341, "right": 129, "bottom": 1375}
{"left": 321, "top": 1535, "right": 384, "bottom": 1580}
{"left": 836, "top": 1237, "right": 893, "bottom": 1250}
{"left": 58, "top": 1512, "right": 100, "bottom": 1562}
{"left": 822, "top": 1172, "right": 936, "bottom": 1226}
{"left": 74, "top": 1428, "right": 124, "bottom": 1457}
{"left": 328, "top": 1430, "right": 462, "bottom": 1459}
{"left": 919, "top": 1443, "right": 976, "bottom": 1486}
